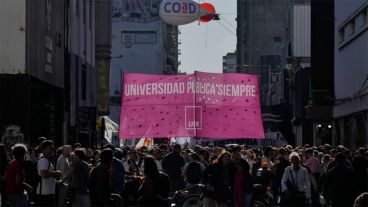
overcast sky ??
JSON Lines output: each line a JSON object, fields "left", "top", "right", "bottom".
{"left": 178, "top": 0, "right": 237, "bottom": 74}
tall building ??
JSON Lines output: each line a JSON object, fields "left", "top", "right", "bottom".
{"left": 333, "top": 0, "right": 368, "bottom": 147}
{"left": 0, "top": 0, "right": 65, "bottom": 145}
{"left": 305, "top": 0, "right": 334, "bottom": 145}
{"left": 64, "top": 0, "right": 112, "bottom": 147}
{"left": 223, "top": 52, "right": 237, "bottom": 73}
{"left": 0, "top": 0, "right": 112, "bottom": 147}
{"left": 109, "top": 0, "right": 179, "bottom": 123}
{"left": 236, "top": 0, "right": 298, "bottom": 106}
{"left": 288, "top": 3, "right": 313, "bottom": 146}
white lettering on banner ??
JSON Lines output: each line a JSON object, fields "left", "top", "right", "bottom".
{"left": 124, "top": 82, "right": 256, "bottom": 97}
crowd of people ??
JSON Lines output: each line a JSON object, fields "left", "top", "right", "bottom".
{"left": 0, "top": 136, "right": 367, "bottom": 207}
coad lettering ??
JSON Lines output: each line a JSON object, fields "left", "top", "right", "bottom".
{"left": 163, "top": 2, "right": 197, "bottom": 14}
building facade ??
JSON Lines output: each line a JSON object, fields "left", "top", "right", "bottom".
{"left": 333, "top": 0, "right": 368, "bottom": 147}
{"left": 0, "top": 0, "right": 112, "bottom": 147}
{"left": 0, "top": 0, "right": 65, "bottom": 146}
{"left": 109, "top": 0, "right": 179, "bottom": 123}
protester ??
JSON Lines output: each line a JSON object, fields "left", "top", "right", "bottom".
{"left": 162, "top": 144, "right": 185, "bottom": 191}
{"left": 281, "top": 152, "right": 311, "bottom": 207}
{"left": 324, "top": 152, "right": 355, "bottom": 207}
{"left": 203, "top": 151, "right": 233, "bottom": 207}
{"left": 56, "top": 145, "right": 71, "bottom": 180}
{"left": 137, "top": 156, "right": 170, "bottom": 206}
{"left": 4, "top": 144, "right": 33, "bottom": 207}
{"left": 89, "top": 149, "right": 114, "bottom": 207}
{"left": 90, "top": 150, "right": 100, "bottom": 167}
{"left": 104, "top": 144, "right": 125, "bottom": 195}
{"left": 36, "top": 140, "right": 62, "bottom": 206}
{"left": 352, "top": 147, "right": 368, "bottom": 197}
{"left": 182, "top": 152, "right": 206, "bottom": 186}
{"left": 127, "top": 149, "right": 140, "bottom": 175}
{"left": 233, "top": 158, "right": 253, "bottom": 207}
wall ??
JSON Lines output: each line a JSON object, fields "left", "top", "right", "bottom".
{"left": 0, "top": 0, "right": 26, "bottom": 74}
{"left": 334, "top": 0, "right": 368, "bottom": 117}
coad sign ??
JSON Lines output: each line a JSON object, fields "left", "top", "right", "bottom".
{"left": 159, "top": 0, "right": 216, "bottom": 25}
{"left": 164, "top": 2, "right": 197, "bottom": 14}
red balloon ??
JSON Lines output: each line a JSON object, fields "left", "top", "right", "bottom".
{"left": 199, "top": 3, "right": 216, "bottom": 22}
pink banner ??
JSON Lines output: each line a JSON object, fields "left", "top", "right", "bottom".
{"left": 119, "top": 71, "right": 265, "bottom": 139}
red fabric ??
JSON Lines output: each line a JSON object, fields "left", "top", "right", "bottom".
{"left": 234, "top": 171, "right": 245, "bottom": 207}
{"left": 4, "top": 160, "right": 25, "bottom": 193}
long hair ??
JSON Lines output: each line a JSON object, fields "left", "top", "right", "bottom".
{"left": 143, "top": 156, "right": 159, "bottom": 177}
{"left": 214, "top": 151, "right": 231, "bottom": 165}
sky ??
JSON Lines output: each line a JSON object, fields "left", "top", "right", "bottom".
{"left": 178, "top": 0, "right": 237, "bottom": 74}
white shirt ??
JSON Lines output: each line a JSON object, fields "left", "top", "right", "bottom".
{"left": 281, "top": 166, "right": 311, "bottom": 199}
{"left": 56, "top": 155, "right": 70, "bottom": 179}
{"left": 37, "top": 156, "right": 56, "bottom": 195}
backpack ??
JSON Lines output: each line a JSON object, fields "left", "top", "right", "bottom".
{"left": 22, "top": 159, "right": 40, "bottom": 193}
{"left": 186, "top": 162, "right": 202, "bottom": 184}
{"left": 23, "top": 156, "right": 50, "bottom": 194}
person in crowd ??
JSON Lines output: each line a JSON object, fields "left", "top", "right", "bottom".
{"left": 36, "top": 140, "right": 62, "bottom": 206}
{"left": 34, "top": 137, "right": 47, "bottom": 158}
{"left": 63, "top": 149, "right": 90, "bottom": 207}
{"left": 281, "top": 152, "right": 311, "bottom": 207}
{"left": 324, "top": 152, "right": 355, "bottom": 207}
{"left": 73, "top": 143, "right": 82, "bottom": 151}
{"left": 182, "top": 152, "right": 206, "bottom": 187}
{"left": 233, "top": 158, "right": 253, "bottom": 207}
{"left": 137, "top": 156, "right": 170, "bottom": 206}
{"left": 151, "top": 147, "right": 163, "bottom": 172}
{"left": 0, "top": 143, "right": 9, "bottom": 207}
{"left": 90, "top": 150, "right": 100, "bottom": 167}
{"left": 320, "top": 154, "right": 331, "bottom": 174}
{"left": 203, "top": 151, "right": 233, "bottom": 207}
{"left": 352, "top": 147, "right": 368, "bottom": 197}
{"left": 89, "top": 149, "right": 114, "bottom": 207}
{"left": 4, "top": 144, "right": 33, "bottom": 207}
{"left": 104, "top": 144, "right": 125, "bottom": 195}
{"left": 261, "top": 146, "right": 275, "bottom": 168}
{"left": 127, "top": 149, "right": 140, "bottom": 175}
{"left": 304, "top": 148, "right": 321, "bottom": 178}
{"left": 272, "top": 147, "right": 291, "bottom": 204}
{"left": 56, "top": 145, "right": 71, "bottom": 180}
{"left": 162, "top": 144, "right": 185, "bottom": 191}
{"left": 354, "top": 192, "right": 368, "bottom": 207}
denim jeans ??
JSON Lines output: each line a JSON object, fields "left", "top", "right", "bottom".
{"left": 7, "top": 192, "right": 28, "bottom": 207}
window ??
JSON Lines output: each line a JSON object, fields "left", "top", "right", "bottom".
{"left": 83, "top": 0, "right": 86, "bottom": 24}
{"left": 89, "top": 0, "right": 92, "bottom": 29}
{"left": 339, "top": 28, "right": 345, "bottom": 43}
{"left": 361, "top": 9, "right": 367, "bottom": 27}
{"left": 134, "top": 32, "right": 157, "bottom": 44}
{"left": 82, "top": 65, "right": 87, "bottom": 101}
{"left": 121, "top": 31, "right": 157, "bottom": 44}
{"left": 348, "top": 21, "right": 355, "bottom": 36}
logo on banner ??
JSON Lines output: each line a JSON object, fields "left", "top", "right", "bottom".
{"left": 185, "top": 106, "right": 202, "bottom": 130}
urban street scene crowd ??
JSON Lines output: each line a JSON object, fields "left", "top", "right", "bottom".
{"left": 0, "top": 137, "right": 367, "bottom": 207}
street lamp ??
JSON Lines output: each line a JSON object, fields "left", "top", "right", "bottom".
{"left": 240, "top": 64, "right": 272, "bottom": 105}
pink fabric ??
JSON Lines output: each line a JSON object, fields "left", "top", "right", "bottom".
{"left": 234, "top": 171, "right": 245, "bottom": 207}
{"left": 304, "top": 156, "right": 321, "bottom": 174}
{"left": 119, "top": 71, "right": 265, "bottom": 139}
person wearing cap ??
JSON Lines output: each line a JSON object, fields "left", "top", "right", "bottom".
{"left": 281, "top": 152, "right": 311, "bottom": 206}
